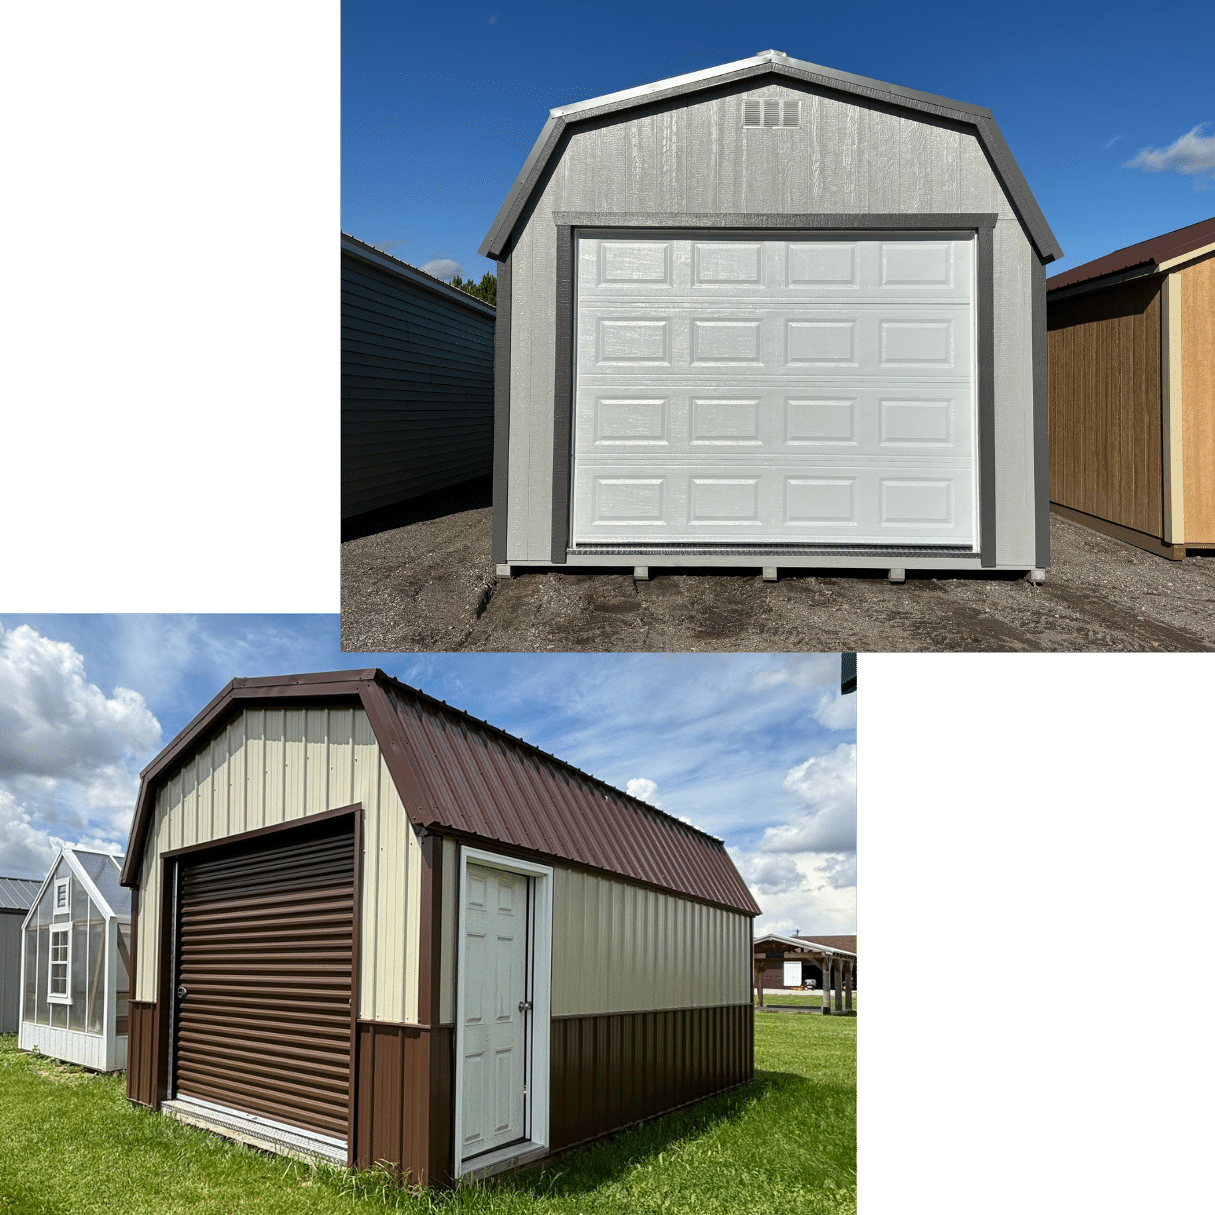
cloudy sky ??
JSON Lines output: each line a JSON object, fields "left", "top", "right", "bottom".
{"left": 341, "top": 0, "right": 1215, "bottom": 284}
{"left": 0, "top": 615, "right": 856, "bottom": 936}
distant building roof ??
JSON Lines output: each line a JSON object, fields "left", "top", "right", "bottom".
{"left": 341, "top": 232, "right": 496, "bottom": 317}
{"left": 1047, "top": 215, "right": 1215, "bottom": 295}
{"left": 0, "top": 876, "right": 41, "bottom": 911}
{"left": 798, "top": 934, "right": 857, "bottom": 955}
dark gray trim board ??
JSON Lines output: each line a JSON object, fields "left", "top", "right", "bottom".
{"left": 550, "top": 226, "right": 576, "bottom": 564}
{"left": 1031, "top": 258, "right": 1049, "bottom": 568}
{"left": 550, "top": 218, "right": 997, "bottom": 564}
{"left": 977, "top": 224, "right": 997, "bottom": 568}
{"left": 479, "top": 51, "right": 1061, "bottom": 263}
{"left": 491, "top": 254, "right": 513, "bottom": 564}
{"left": 556, "top": 211, "right": 998, "bottom": 231}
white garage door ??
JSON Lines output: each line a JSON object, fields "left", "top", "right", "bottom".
{"left": 570, "top": 234, "right": 976, "bottom": 549}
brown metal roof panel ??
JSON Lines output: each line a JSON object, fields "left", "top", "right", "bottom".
{"left": 1047, "top": 215, "right": 1215, "bottom": 291}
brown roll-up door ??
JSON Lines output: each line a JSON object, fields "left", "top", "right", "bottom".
{"left": 174, "top": 817, "right": 355, "bottom": 1142}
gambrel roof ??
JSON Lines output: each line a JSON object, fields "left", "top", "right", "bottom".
{"left": 120, "top": 670, "right": 760, "bottom": 916}
{"left": 479, "top": 48, "right": 1062, "bottom": 263}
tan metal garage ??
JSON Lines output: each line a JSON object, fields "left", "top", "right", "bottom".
{"left": 121, "top": 670, "right": 758, "bottom": 1186}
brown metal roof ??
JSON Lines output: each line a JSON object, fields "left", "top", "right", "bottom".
{"left": 797, "top": 934, "right": 857, "bottom": 955}
{"left": 1047, "top": 215, "right": 1215, "bottom": 292}
{"left": 122, "top": 670, "right": 760, "bottom": 916}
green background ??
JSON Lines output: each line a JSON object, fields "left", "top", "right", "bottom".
{"left": 4, "top": 4, "right": 1210, "bottom": 1210}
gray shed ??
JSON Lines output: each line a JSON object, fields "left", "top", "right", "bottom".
{"left": 342, "top": 234, "right": 496, "bottom": 521}
{"left": 1, "top": 876, "right": 41, "bottom": 1033}
{"left": 479, "top": 49, "right": 1062, "bottom": 578}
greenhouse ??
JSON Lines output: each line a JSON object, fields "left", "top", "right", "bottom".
{"left": 19, "top": 847, "right": 131, "bottom": 1072}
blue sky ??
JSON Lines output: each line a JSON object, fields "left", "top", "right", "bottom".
{"left": 342, "top": 0, "right": 1215, "bottom": 285}
{"left": 0, "top": 615, "right": 856, "bottom": 935}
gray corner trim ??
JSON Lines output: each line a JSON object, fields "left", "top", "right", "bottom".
{"left": 491, "top": 254, "right": 513, "bottom": 565}
{"left": 1031, "top": 257, "right": 1050, "bottom": 568}
{"left": 341, "top": 233, "right": 497, "bottom": 317}
{"left": 972, "top": 118, "right": 1063, "bottom": 264}
{"left": 550, "top": 227, "right": 575, "bottom": 564}
{"left": 977, "top": 225, "right": 997, "bottom": 568}
{"left": 1045, "top": 262, "right": 1160, "bottom": 302}
{"left": 480, "top": 53, "right": 1057, "bottom": 262}
{"left": 555, "top": 211, "right": 998, "bottom": 231}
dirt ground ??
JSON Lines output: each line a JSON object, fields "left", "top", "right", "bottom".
{"left": 341, "top": 481, "right": 1215, "bottom": 653}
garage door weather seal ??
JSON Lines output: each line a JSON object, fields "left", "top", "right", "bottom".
{"left": 162, "top": 1096, "right": 348, "bottom": 1165}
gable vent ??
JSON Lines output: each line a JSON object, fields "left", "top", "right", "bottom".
{"left": 743, "top": 97, "right": 800, "bottom": 128}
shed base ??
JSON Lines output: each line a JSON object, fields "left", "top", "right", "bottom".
{"left": 161, "top": 1096, "right": 347, "bottom": 1166}
{"left": 1049, "top": 502, "right": 1215, "bottom": 561}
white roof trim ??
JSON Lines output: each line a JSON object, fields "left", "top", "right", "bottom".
{"left": 20, "top": 847, "right": 125, "bottom": 931}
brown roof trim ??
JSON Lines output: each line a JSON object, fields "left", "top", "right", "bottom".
{"left": 121, "top": 670, "right": 758, "bottom": 914}
{"left": 1047, "top": 214, "right": 1215, "bottom": 293}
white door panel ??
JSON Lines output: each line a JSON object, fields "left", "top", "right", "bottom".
{"left": 461, "top": 864, "right": 527, "bottom": 1159}
{"left": 572, "top": 235, "right": 977, "bottom": 549}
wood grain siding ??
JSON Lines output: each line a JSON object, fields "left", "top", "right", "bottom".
{"left": 1179, "top": 255, "right": 1215, "bottom": 541}
{"left": 342, "top": 251, "right": 494, "bottom": 519}
{"left": 133, "top": 706, "right": 422, "bottom": 1026}
{"left": 127, "top": 1000, "right": 159, "bottom": 1107}
{"left": 1048, "top": 278, "right": 1164, "bottom": 537}
{"left": 549, "top": 1004, "right": 752, "bottom": 1151}
{"left": 354, "top": 1022, "right": 454, "bottom": 1186}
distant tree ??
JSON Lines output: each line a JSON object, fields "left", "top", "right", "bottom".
{"left": 448, "top": 272, "right": 497, "bottom": 306}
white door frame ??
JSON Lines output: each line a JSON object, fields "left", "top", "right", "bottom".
{"left": 453, "top": 846, "right": 553, "bottom": 1178}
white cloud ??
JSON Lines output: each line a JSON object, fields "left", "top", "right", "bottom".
{"left": 814, "top": 691, "right": 856, "bottom": 731}
{"left": 735, "top": 849, "right": 857, "bottom": 936}
{"left": 626, "top": 777, "right": 661, "bottom": 807}
{"left": 421, "top": 258, "right": 465, "bottom": 280}
{"left": 760, "top": 743, "right": 857, "bottom": 853}
{"left": 731, "top": 851, "right": 805, "bottom": 894}
{"left": 0, "top": 623, "right": 161, "bottom": 876}
{"left": 1126, "top": 125, "right": 1215, "bottom": 178}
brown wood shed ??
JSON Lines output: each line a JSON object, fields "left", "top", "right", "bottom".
{"left": 1047, "top": 216, "right": 1215, "bottom": 559}
{"left": 119, "top": 670, "right": 758, "bottom": 1186}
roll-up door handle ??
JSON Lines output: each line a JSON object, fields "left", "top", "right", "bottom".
{"left": 177, "top": 986, "right": 188, "bottom": 999}
{"left": 518, "top": 1000, "right": 532, "bottom": 1012}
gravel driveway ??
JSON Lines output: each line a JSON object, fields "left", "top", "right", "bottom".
{"left": 341, "top": 482, "right": 1215, "bottom": 653}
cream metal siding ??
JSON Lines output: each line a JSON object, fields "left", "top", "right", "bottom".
{"left": 132, "top": 707, "right": 423, "bottom": 1024}
{"left": 551, "top": 867, "right": 751, "bottom": 1016}
{"left": 507, "top": 80, "right": 1038, "bottom": 567}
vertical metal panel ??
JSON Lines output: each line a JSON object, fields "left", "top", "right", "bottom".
{"left": 552, "top": 867, "right": 750, "bottom": 1016}
{"left": 0, "top": 913, "right": 22, "bottom": 1033}
{"left": 507, "top": 82, "right": 1038, "bottom": 567}
{"left": 342, "top": 250, "right": 495, "bottom": 519}
{"left": 174, "top": 819, "right": 355, "bottom": 1141}
{"left": 134, "top": 708, "right": 418, "bottom": 1025}
{"left": 549, "top": 1003, "right": 751, "bottom": 1151}
{"left": 126, "top": 1000, "right": 158, "bottom": 1106}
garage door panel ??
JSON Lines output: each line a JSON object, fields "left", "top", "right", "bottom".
{"left": 174, "top": 820, "right": 355, "bottom": 1143}
{"left": 573, "top": 461, "right": 974, "bottom": 544}
{"left": 577, "top": 386, "right": 973, "bottom": 460}
{"left": 579, "top": 308, "right": 971, "bottom": 378}
{"left": 573, "top": 234, "right": 976, "bottom": 549}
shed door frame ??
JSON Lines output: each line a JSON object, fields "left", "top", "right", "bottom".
{"left": 156, "top": 802, "right": 363, "bottom": 1163}
{"left": 549, "top": 212, "right": 998, "bottom": 567}
{"left": 453, "top": 845, "right": 552, "bottom": 1178}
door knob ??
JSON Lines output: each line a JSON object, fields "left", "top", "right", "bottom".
{"left": 177, "top": 986, "right": 188, "bottom": 999}
{"left": 518, "top": 1000, "right": 532, "bottom": 1012}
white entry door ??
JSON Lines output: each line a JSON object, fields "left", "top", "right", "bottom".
{"left": 571, "top": 234, "right": 977, "bottom": 548}
{"left": 460, "top": 863, "right": 529, "bottom": 1160}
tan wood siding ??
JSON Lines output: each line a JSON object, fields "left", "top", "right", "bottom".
{"left": 133, "top": 707, "right": 421, "bottom": 1024}
{"left": 1048, "top": 278, "right": 1164, "bottom": 536}
{"left": 551, "top": 867, "right": 751, "bottom": 1016}
{"left": 1180, "top": 255, "right": 1215, "bottom": 541}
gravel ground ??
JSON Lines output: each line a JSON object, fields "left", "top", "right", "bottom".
{"left": 341, "top": 485, "right": 1215, "bottom": 653}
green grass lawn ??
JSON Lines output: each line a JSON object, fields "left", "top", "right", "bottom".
{"left": 0, "top": 1016, "right": 854, "bottom": 1215}
{"left": 758, "top": 992, "right": 859, "bottom": 1009}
